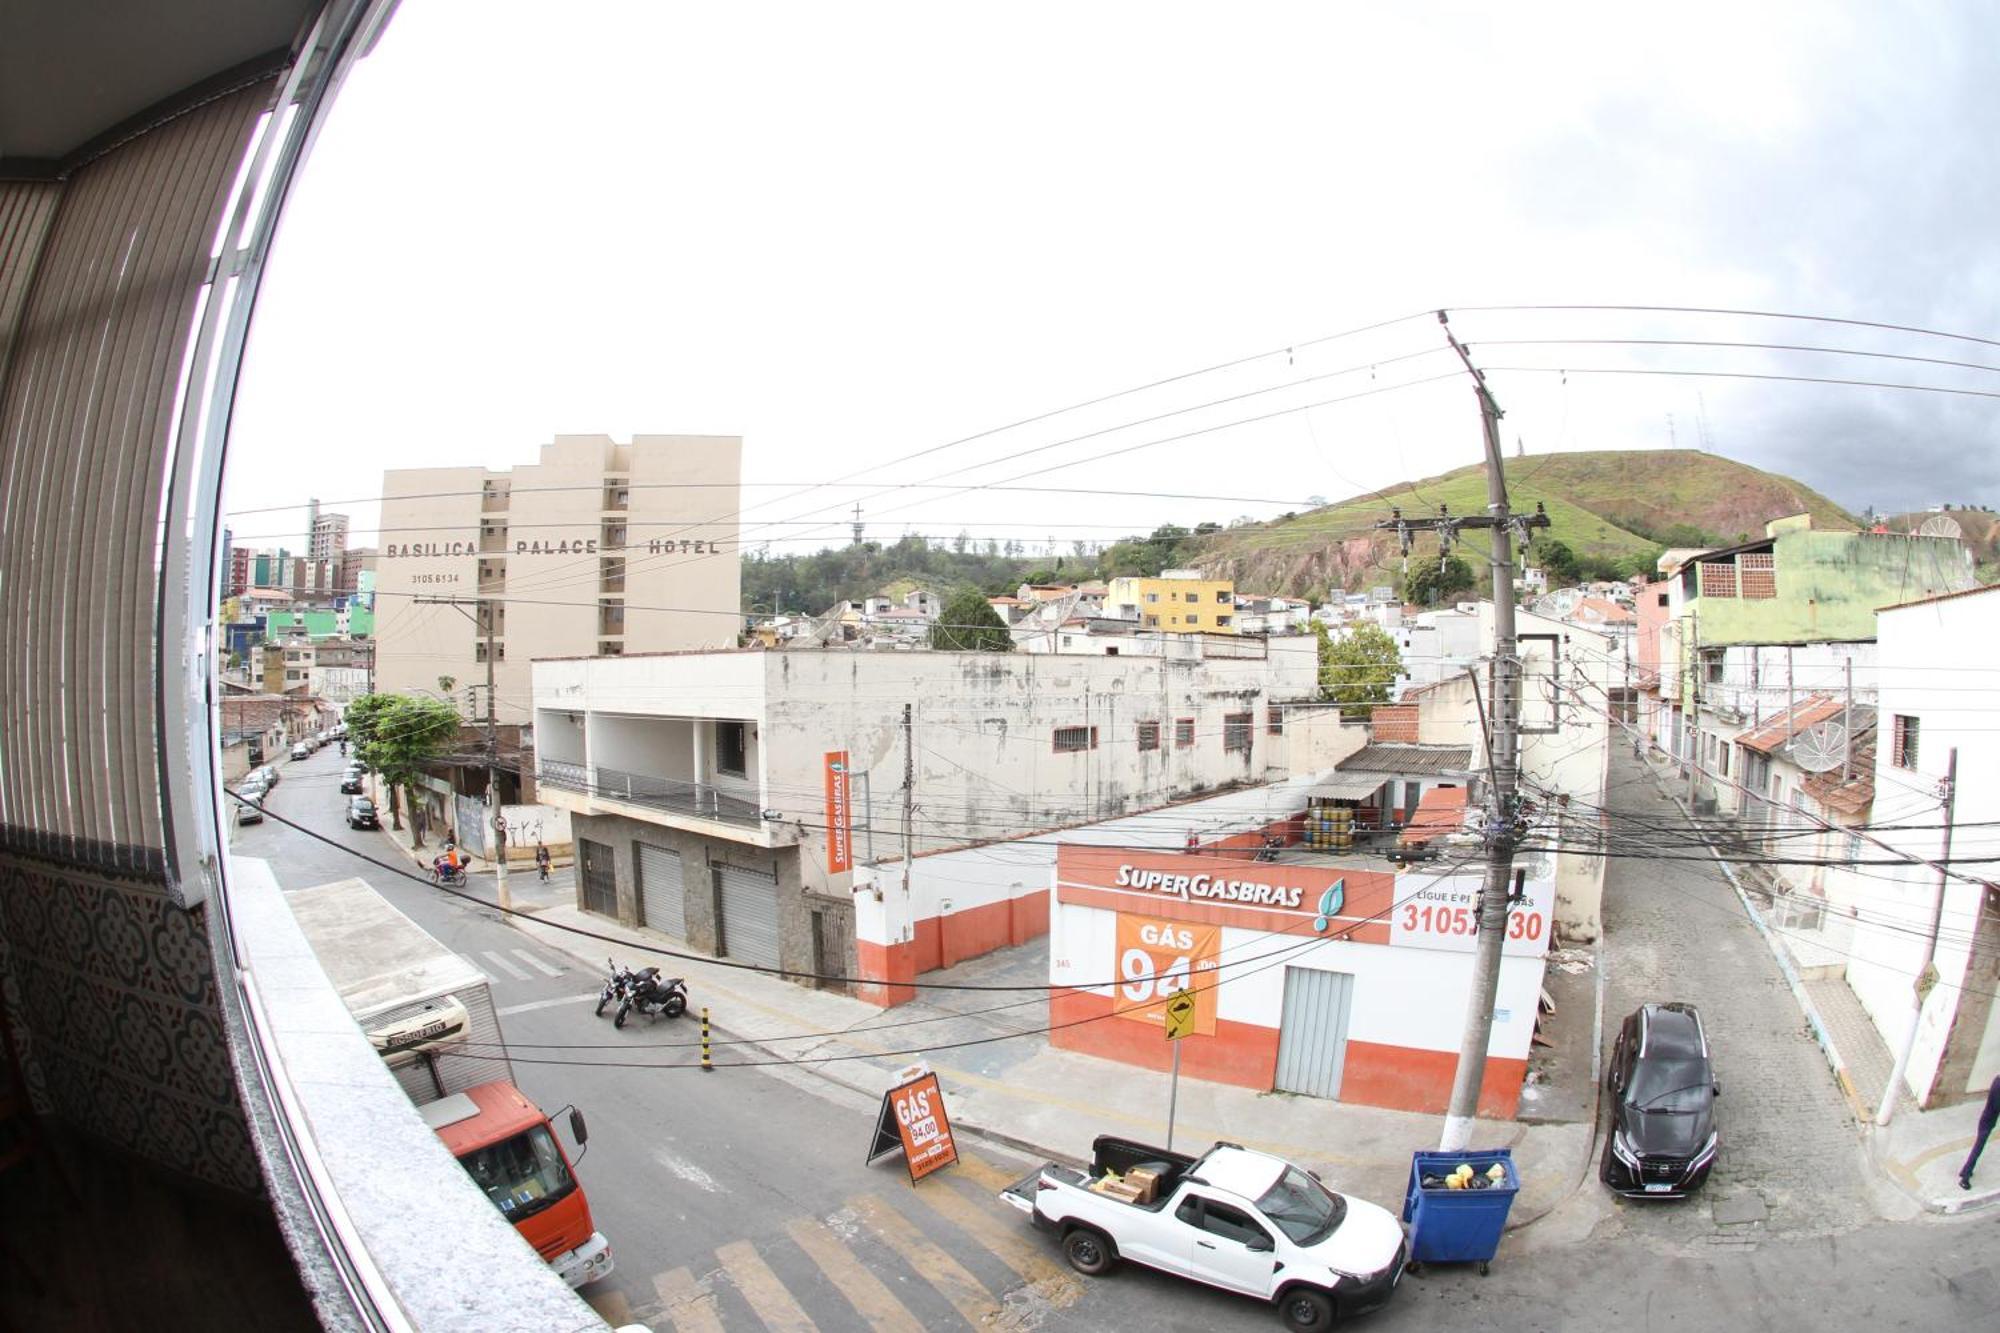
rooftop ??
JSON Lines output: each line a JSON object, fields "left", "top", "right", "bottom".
{"left": 1877, "top": 581, "right": 2000, "bottom": 614}
{"left": 1736, "top": 694, "right": 1847, "bottom": 755}
{"left": 1337, "top": 742, "right": 1475, "bottom": 776}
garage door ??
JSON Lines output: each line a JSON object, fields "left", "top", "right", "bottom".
{"left": 578, "top": 838, "right": 618, "bottom": 918}
{"left": 636, "top": 843, "right": 686, "bottom": 940}
{"left": 1273, "top": 966, "right": 1354, "bottom": 1099}
{"left": 716, "top": 861, "right": 780, "bottom": 970}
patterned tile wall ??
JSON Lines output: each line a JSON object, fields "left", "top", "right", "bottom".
{"left": 0, "top": 850, "right": 261, "bottom": 1194}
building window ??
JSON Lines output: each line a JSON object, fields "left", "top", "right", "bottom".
{"left": 1702, "top": 648, "right": 1725, "bottom": 683}
{"left": 1137, "top": 721, "right": 1160, "bottom": 751}
{"left": 1223, "top": 713, "right": 1254, "bottom": 754}
{"left": 474, "top": 641, "right": 505, "bottom": 663}
{"left": 1698, "top": 562, "right": 1737, "bottom": 598}
{"left": 1739, "top": 551, "right": 1776, "bottom": 599}
{"left": 1053, "top": 725, "right": 1098, "bottom": 752}
{"left": 1175, "top": 717, "right": 1195, "bottom": 748}
{"left": 1657, "top": 592, "right": 1669, "bottom": 607}
{"left": 717, "top": 720, "right": 749, "bottom": 776}
{"left": 1892, "top": 714, "right": 1920, "bottom": 770}
{"left": 1267, "top": 706, "right": 1284, "bottom": 735}
{"left": 1215, "top": 590, "right": 1231, "bottom": 603}
{"left": 1146, "top": 592, "right": 1159, "bottom": 603}
{"left": 1185, "top": 592, "right": 1199, "bottom": 603}
{"left": 1187, "top": 614, "right": 1200, "bottom": 625}
{"left": 1216, "top": 615, "right": 1231, "bottom": 627}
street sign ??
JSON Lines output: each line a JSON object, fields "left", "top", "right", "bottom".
{"left": 1163, "top": 988, "right": 1197, "bottom": 1041}
{"left": 865, "top": 1071, "right": 959, "bottom": 1184}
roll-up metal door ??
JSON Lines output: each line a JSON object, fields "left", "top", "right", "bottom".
{"left": 716, "top": 861, "right": 781, "bottom": 969}
{"left": 578, "top": 838, "right": 619, "bottom": 917}
{"left": 1273, "top": 967, "right": 1354, "bottom": 1099}
{"left": 636, "top": 843, "right": 687, "bottom": 939}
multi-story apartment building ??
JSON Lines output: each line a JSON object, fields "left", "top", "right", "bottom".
{"left": 375, "top": 434, "right": 742, "bottom": 726}
{"left": 1105, "top": 568, "right": 1236, "bottom": 633}
{"left": 306, "top": 499, "right": 350, "bottom": 561}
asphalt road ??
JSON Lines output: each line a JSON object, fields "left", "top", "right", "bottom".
{"left": 238, "top": 745, "right": 1999, "bottom": 1332}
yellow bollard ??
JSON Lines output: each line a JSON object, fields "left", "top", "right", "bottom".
{"left": 701, "top": 1006, "right": 712, "bottom": 1071}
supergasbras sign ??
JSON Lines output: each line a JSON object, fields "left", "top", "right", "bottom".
{"left": 1112, "top": 863, "right": 1303, "bottom": 909}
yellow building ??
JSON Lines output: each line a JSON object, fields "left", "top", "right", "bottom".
{"left": 1105, "top": 568, "right": 1237, "bottom": 633}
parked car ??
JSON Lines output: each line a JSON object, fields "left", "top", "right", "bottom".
{"left": 290, "top": 742, "right": 312, "bottom": 761}
{"left": 1603, "top": 1002, "right": 1719, "bottom": 1198}
{"left": 253, "top": 764, "right": 280, "bottom": 789}
{"left": 346, "top": 796, "right": 380, "bottom": 830}
{"left": 234, "top": 789, "right": 265, "bottom": 825}
{"left": 339, "top": 766, "right": 366, "bottom": 795}
{"left": 1004, "top": 1136, "right": 1406, "bottom": 1328}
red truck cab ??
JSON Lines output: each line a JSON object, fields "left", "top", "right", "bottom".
{"left": 421, "top": 1080, "right": 613, "bottom": 1288}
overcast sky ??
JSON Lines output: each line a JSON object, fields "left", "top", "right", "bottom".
{"left": 222, "top": 0, "right": 2000, "bottom": 560}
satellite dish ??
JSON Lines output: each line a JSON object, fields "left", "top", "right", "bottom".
{"left": 1789, "top": 720, "right": 1849, "bottom": 774}
{"left": 1917, "top": 515, "right": 1963, "bottom": 540}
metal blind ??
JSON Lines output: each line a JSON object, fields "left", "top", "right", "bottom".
{"left": 636, "top": 842, "right": 686, "bottom": 939}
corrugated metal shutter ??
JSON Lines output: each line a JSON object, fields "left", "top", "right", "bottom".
{"left": 636, "top": 842, "right": 686, "bottom": 939}
{"left": 716, "top": 861, "right": 780, "bottom": 970}
{"left": 578, "top": 838, "right": 618, "bottom": 917}
{"left": 1274, "top": 967, "right": 1354, "bottom": 1099}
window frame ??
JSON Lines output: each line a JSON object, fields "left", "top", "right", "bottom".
{"left": 1053, "top": 724, "right": 1098, "bottom": 753}
{"left": 1175, "top": 717, "right": 1196, "bottom": 749}
{"left": 1137, "top": 721, "right": 1161, "bottom": 751}
{"left": 1892, "top": 714, "right": 1920, "bottom": 770}
{"left": 716, "top": 720, "right": 750, "bottom": 777}
{"left": 1223, "top": 712, "right": 1254, "bottom": 755}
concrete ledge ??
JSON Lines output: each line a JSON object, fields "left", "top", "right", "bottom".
{"left": 229, "top": 857, "right": 604, "bottom": 1333}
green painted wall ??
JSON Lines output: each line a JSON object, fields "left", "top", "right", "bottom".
{"left": 1692, "top": 531, "right": 1973, "bottom": 646}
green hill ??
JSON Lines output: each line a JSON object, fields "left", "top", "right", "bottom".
{"left": 1195, "top": 449, "right": 1860, "bottom": 599}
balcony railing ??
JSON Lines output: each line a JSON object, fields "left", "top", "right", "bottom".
{"left": 538, "top": 759, "right": 762, "bottom": 828}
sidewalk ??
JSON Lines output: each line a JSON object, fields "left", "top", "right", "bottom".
{"left": 504, "top": 896, "right": 1598, "bottom": 1237}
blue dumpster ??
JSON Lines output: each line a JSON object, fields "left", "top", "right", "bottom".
{"left": 1401, "top": 1148, "right": 1519, "bottom": 1273}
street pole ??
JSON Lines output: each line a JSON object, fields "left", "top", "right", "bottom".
{"left": 1686, "top": 615, "right": 1701, "bottom": 809}
{"left": 1438, "top": 313, "right": 1526, "bottom": 1153}
{"left": 1876, "top": 746, "right": 1957, "bottom": 1126}
{"left": 901, "top": 702, "right": 914, "bottom": 900}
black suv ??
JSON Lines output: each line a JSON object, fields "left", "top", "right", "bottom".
{"left": 346, "top": 796, "right": 380, "bottom": 830}
{"left": 1603, "top": 1002, "right": 1719, "bottom": 1198}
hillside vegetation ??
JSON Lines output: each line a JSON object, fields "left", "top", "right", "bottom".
{"left": 1196, "top": 449, "right": 1859, "bottom": 598}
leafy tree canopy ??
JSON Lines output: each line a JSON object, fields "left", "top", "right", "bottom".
{"left": 1404, "top": 553, "right": 1477, "bottom": 606}
{"left": 1315, "top": 621, "right": 1401, "bottom": 710}
{"left": 929, "top": 588, "right": 1015, "bottom": 652}
{"left": 344, "top": 693, "right": 461, "bottom": 836}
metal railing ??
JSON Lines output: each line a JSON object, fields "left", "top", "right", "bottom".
{"left": 537, "top": 759, "right": 761, "bottom": 828}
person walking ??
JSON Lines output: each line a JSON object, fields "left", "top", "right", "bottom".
{"left": 1961, "top": 1074, "right": 2000, "bottom": 1189}
{"left": 535, "top": 843, "right": 551, "bottom": 884}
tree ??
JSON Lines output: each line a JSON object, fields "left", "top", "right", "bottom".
{"left": 1535, "top": 539, "right": 1579, "bottom": 584}
{"left": 930, "top": 588, "right": 1014, "bottom": 652}
{"left": 344, "top": 693, "right": 461, "bottom": 840}
{"left": 1404, "top": 554, "right": 1476, "bottom": 606}
{"left": 1315, "top": 621, "right": 1401, "bottom": 711}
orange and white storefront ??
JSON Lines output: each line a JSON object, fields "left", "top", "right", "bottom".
{"left": 1049, "top": 843, "right": 1554, "bottom": 1117}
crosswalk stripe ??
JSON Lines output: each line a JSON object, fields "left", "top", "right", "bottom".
{"left": 509, "top": 946, "right": 564, "bottom": 977}
{"left": 849, "top": 1194, "right": 994, "bottom": 1327}
{"left": 654, "top": 1266, "right": 725, "bottom": 1333}
{"left": 912, "top": 1178, "right": 1081, "bottom": 1302}
{"left": 784, "top": 1216, "right": 927, "bottom": 1333}
{"left": 481, "top": 950, "right": 531, "bottom": 981}
{"left": 716, "top": 1239, "right": 817, "bottom": 1332}
{"left": 950, "top": 1151, "right": 1023, "bottom": 1193}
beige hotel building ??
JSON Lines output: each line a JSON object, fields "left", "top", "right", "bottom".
{"left": 374, "top": 434, "right": 743, "bottom": 726}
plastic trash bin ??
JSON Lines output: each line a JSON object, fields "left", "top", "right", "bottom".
{"left": 1401, "top": 1148, "right": 1519, "bottom": 1274}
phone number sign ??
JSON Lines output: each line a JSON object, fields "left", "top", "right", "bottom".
{"left": 1387, "top": 870, "right": 1553, "bottom": 956}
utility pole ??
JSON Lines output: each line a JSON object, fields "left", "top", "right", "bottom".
{"left": 1877, "top": 746, "right": 1957, "bottom": 1126}
{"left": 1842, "top": 658, "right": 1853, "bottom": 783}
{"left": 1686, "top": 615, "right": 1701, "bottom": 809}
{"left": 900, "top": 702, "right": 914, "bottom": 900}
{"left": 415, "top": 595, "right": 509, "bottom": 911}
{"left": 1377, "top": 312, "right": 1546, "bottom": 1152}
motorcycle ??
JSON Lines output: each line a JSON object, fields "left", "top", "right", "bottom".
{"left": 430, "top": 859, "right": 469, "bottom": 887}
{"left": 613, "top": 966, "right": 688, "bottom": 1028}
{"left": 594, "top": 960, "right": 637, "bottom": 1017}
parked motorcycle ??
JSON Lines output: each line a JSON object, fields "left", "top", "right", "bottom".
{"left": 613, "top": 966, "right": 688, "bottom": 1028}
{"left": 594, "top": 960, "right": 637, "bottom": 1017}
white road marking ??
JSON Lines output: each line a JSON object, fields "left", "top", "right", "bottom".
{"left": 510, "top": 947, "right": 564, "bottom": 977}
{"left": 481, "top": 951, "right": 531, "bottom": 982}
{"left": 650, "top": 1145, "right": 724, "bottom": 1194}
{"left": 497, "top": 992, "right": 600, "bottom": 1018}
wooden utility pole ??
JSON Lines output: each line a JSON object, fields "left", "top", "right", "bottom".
{"left": 415, "top": 595, "right": 509, "bottom": 911}
{"left": 1377, "top": 312, "right": 1546, "bottom": 1152}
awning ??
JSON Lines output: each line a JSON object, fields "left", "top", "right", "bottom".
{"left": 1312, "top": 772, "right": 1387, "bottom": 801}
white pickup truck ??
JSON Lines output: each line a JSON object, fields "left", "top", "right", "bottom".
{"left": 1001, "top": 1135, "right": 1406, "bottom": 1330}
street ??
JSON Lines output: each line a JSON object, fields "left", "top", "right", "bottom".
{"left": 243, "top": 746, "right": 1999, "bottom": 1332}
